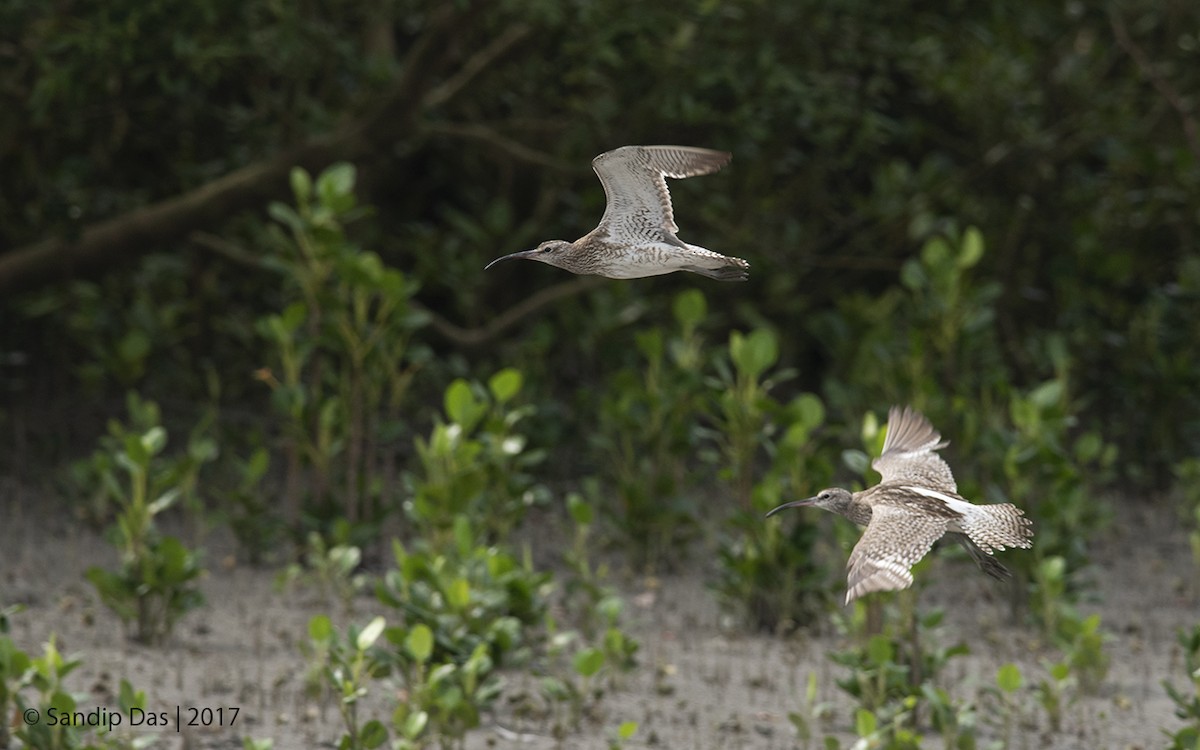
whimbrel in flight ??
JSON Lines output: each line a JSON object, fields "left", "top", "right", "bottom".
{"left": 766, "top": 406, "right": 1033, "bottom": 604}
{"left": 485, "top": 145, "right": 750, "bottom": 281}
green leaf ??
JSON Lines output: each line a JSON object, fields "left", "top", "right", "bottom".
{"left": 360, "top": 719, "right": 388, "bottom": 748}
{"left": 566, "top": 493, "right": 593, "bottom": 526}
{"left": 444, "top": 379, "right": 483, "bottom": 429}
{"left": 406, "top": 624, "right": 434, "bottom": 664}
{"left": 958, "top": 226, "right": 985, "bottom": 268}
{"left": 899, "top": 258, "right": 926, "bottom": 290}
{"left": 729, "top": 328, "right": 778, "bottom": 380}
{"left": 996, "top": 662, "right": 1023, "bottom": 693}
{"left": 1074, "top": 432, "right": 1103, "bottom": 463}
{"left": 49, "top": 688, "right": 76, "bottom": 715}
{"left": 118, "top": 678, "right": 144, "bottom": 712}
{"left": 1038, "top": 555, "right": 1066, "bottom": 583}
{"left": 357, "top": 616, "right": 386, "bottom": 651}
{"left": 141, "top": 426, "right": 168, "bottom": 456}
{"left": 1028, "top": 380, "right": 1063, "bottom": 409}
{"left": 245, "top": 448, "right": 270, "bottom": 480}
{"left": 573, "top": 647, "right": 605, "bottom": 677}
{"left": 1049, "top": 661, "right": 1071, "bottom": 681}
{"left": 117, "top": 330, "right": 151, "bottom": 366}
{"left": 792, "top": 393, "right": 825, "bottom": 431}
{"left": 672, "top": 289, "right": 707, "bottom": 327}
{"left": 147, "top": 487, "right": 182, "bottom": 515}
{"left": 308, "top": 615, "right": 333, "bottom": 641}
{"left": 854, "top": 708, "right": 877, "bottom": 737}
{"left": 921, "top": 235, "right": 952, "bottom": 269}
{"left": 446, "top": 578, "right": 471, "bottom": 610}
{"left": 290, "top": 167, "right": 312, "bottom": 204}
{"left": 867, "top": 635, "right": 893, "bottom": 666}
{"left": 841, "top": 449, "right": 870, "bottom": 476}
{"left": 488, "top": 368, "right": 523, "bottom": 404}
{"left": 618, "top": 721, "right": 638, "bottom": 740}
{"left": 635, "top": 328, "right": 664, "bottom": 361}
{"left": 402, "top": 710, "right": 428, "bottom": 739}
{"left": 317, "top": 162, "right": 356, "bottom": 204}
{"left": 268, "top": 202, "right": 305, "bottom": 232}
{"left": 156, "top": 535, "right": 199, "bottom": 583}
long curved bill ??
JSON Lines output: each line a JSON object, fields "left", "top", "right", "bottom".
{"left": 764, "top": 497, "right": 817, "bottom": 518}
{"left": 484, "top": 249, "right": 538, "bottom": 270}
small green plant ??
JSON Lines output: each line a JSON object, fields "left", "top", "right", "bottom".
{"left": 387, "top": 627, "right": 498, "bottom": 750}
{"left": 537, "top": 620, "right": 637, "bottom": 733}
{"left": 786, "top": 672, "right": 836, "bottom": 750}
{"left": 830, "top": 603, "right": 969, "bottom": 745}
{"left": 306, "top": 615, "right": 389, "bottom": 750}
{"left": 607, "top": 720, "right": 638, "bottom": 750}
{"left": 407, "top": 369, "right": 547, "bottom": 546}
{"left": 531, "top": 493, "right": 640, "bottom": 732}
{"left": 921, "top": 682, "right": 979, "bottom": 750}
{"left": 0, "top": 605, "right": 30, "bottom": 748}
{"left": 1033, "top": 659, "right": 1076, "bottom": 732}
{"left": 83, "top": 393, "right": 206, "bottom": 645}
{"left": 243, "top": 738, "right": 274, "bottom": 750}
{"left": 376, "top": 518, "right": 550, "bottom": 668}
{"left": 1163, "top": 624, "right": 1200, "bottom": 749}
{"left": 1059, "top": 613, "right": 1110, "bottom": 693}
{"left": 846, "top": 703, "right": 922, "bottom": 750}
{"left": 591, "top": 289, "right": 711, "bottom": 571}
{"left": 707, "top": 327, "right": 792, "bottom": 509}
{"left": 258, "top": 163, "right": 425, "bottom": 533}
{"left": 999, "top": 377, "right": 1116, "bottom": 597}
{"left": 993, "top": 662, "right": 1024, "bottom": 747}
{"left": 306, "top": 613, "right": 505, "bottom": 750}
{"left": 1031, "top": 555, "right": 1069, "bottom": 639}
{"left": 11, "top": 634, "right": 150, "bottom": 750}
{"left": 711, "top": 328, "right": 833, "bottom": 632}
{"left": 277, "top": 531, "right": 366, "bottom": 613}
{"left": 218, "top": 446, "right": 282, "bottom": 565}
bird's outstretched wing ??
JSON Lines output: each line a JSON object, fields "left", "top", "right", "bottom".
{"left": 591, "top": 145, "right": 730, "bottom": 244}
{"left": 872, "top": 405, "right": 957, "bottom": 492}
{"left": 845, "top": 505, "right": 948, "bottom": 604}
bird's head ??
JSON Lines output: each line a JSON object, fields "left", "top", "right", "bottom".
{"left": 765, "top": 487, "right": 852, "bottom": 517}
{"left": 485, "top": 240, "right": 574, "bottom": 271}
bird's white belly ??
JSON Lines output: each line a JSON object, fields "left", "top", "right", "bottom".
{"left": 597, "top": 244, "right": 700, "bottom": 278}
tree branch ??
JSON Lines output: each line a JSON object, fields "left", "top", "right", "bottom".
{"left": 414, "top": 276, "right": 607, "bottom": 347}
{"left": 423, "top": 122, "right": 573, "bottom": 171}
{"left": 0, "top": 12, "right": 531, "bottom": 296}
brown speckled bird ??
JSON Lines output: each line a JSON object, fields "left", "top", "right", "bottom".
{"left": 485, "top": 145, "right": 750, "bottom": 281}
{"left": 766, "top": 406, "right": 1034, "bottom": 605}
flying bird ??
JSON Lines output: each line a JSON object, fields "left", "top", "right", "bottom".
{"left": 766, "top": 406, "right": 1034, "bottom": 605}
{"left": 485, "top": 145, "right": 749, "bottom": 281}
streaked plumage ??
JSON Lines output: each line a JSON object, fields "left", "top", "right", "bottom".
{"left": 766, "top": 406, "right": 1034, "bottom": 604}
{"left": 485, "top": 145, "right": 750, "bottom": 281}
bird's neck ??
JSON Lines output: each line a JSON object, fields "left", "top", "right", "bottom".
{"left": 841, "top": 493, "right": 873, "bottom": 526}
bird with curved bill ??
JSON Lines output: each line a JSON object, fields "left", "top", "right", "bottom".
{"left": 485, "top": 145, "right": 750, "bottom": 281}
{"left": 766, "top": 406, "right": 1034, "bottom": 605}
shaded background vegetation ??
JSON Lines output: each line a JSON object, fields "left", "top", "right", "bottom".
{"left": 3, "top": 0, "right": 1200, "bottom": 746}
{"left": 2, "top": 0, "right": 1198, "bottom": 567}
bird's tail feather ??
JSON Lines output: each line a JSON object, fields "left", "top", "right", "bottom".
{"left": 961, "top": 504, "right": 1034, "bottom": 554}
{"left": 687, "top": 264, "right": 749, "bottom": 281}
{"left": 954, "top": 534, "right": 1012, "bottom": 580}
